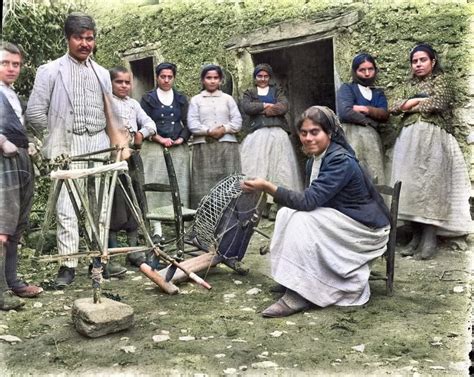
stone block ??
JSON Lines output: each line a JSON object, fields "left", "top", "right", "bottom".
{"left": 72, "top": 297, "right": 134, "bottom": 338}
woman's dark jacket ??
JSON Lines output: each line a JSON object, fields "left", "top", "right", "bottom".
{"left": 241, "top": 85, "right": 290, "bottom": 134}
{"left": 140, "top": 88, "right": 190, "bottom": 141}
{"left": 337, "top": 83, "right": 388, "bottom": 128}
{"left": 273, "top": 141, "right": 390, "bottom": 229}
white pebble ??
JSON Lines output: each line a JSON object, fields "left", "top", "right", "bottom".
{"left": 246, "top": 288, "right": 261, "bottom": 295}
{"left": 214, "top": 354, "right": 226, "bottom": 358}
{"left": 453, "top": 286, "right": 464, "bottom": 293}
{"left": 351, "top": 344, "right": 365, "bottom": 353}
{"left": 179, "top": 335, "right": 195, "bottom": 341}
{"left": 251, "top": 361, "right": 278, "bottom": 369}
{"left": 131, "top": 276, "right": 142, "bottom": 281}
{"left": 270, "top": 331, "right": 283, "bottom": 338}
{"left": 223, "top": 368, "right": 236, "bottom": 375}
{"left": 33, "top": 302, "right": 43, "bottom": 308}
{"left": 233, "top": 280, "right": 243, "bottom": 285}
{"left": 152, "top": 334, "right": 170, "bottom": 343}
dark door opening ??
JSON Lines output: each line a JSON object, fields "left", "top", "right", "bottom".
{"left": 251, "top": 38, "right": 335, "bottom": 173}
{"left": 129, "top": 57, "right": 155, "bottom": 101}
{"left": 251, "top": 38, "right": 335, "bottom": 134}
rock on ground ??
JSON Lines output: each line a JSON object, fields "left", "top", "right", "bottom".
{"left": 72, "top": 297, "right": 134, "bottom": 338}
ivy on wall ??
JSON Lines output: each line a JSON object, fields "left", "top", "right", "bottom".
{"left": 2, "top": 1, "right": 80, "bottom": 98}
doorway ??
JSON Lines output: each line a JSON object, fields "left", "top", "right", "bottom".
{"left": 251, "top": 38, "right": 335, "bottom": 135}
{"left": 129, "top": 56, "right": 155, "bottom": 101}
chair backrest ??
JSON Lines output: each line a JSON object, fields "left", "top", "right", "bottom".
{"left": 374, "top": 180, "right": 402, "bottom": 295}
{"left": 142, "top": 148, "right": 184, "bottom": 250}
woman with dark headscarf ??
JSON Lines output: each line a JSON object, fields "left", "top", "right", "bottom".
{"left": 390, "top": 43, "right": 473, "bottom": 259}
{"left": 242, "top": 106, "right": 390, "bottom": 317}
{"left": 187, "top": 64, "right": 242, "bottom": 208}
{"left": 140, "top": 62, "right": 190, "bottom": 242}
{"left": 337, "top": 53, "right": 389, "bottom": 184}
{"left": 240, "top": 63, "right": 302, "bottom": 219}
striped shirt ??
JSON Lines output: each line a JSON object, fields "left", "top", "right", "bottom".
{"left": 112, "top": 95, "right": 156, "bottom": 139}
{"left": 68, "top": 55, "right": 106, "bottom": 135}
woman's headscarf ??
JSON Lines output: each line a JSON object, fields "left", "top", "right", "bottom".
{"left": 409, "top": 43, "right": 443, "bottom": 75}
{"left": 297, "top": 106, "right": 355, "bottom": 156}
{"left": 155, "top": 62, "right": 177, "bottom": 76}
{"left": 253, "top": 63, "right": 273, "bottom": 79}
{"left": 351, "top": 53, "right": 377, "bottom": 87}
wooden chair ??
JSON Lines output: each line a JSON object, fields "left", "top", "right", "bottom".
{"left": 143, "top": 148, "right": 196, "bottom": 253}
{"left": 371, "top": 180, "right": 402, "bottom": 296}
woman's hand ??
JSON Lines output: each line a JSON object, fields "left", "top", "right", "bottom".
{"left": 152, "top": 135, "right": 174, "bottom": 147}
{"left": 173, "top": 137, "right": 184, "bottom": 146}
{"left": 0, "top": 234, "right": 8, "bottom": 243}
{"left": 208, "top": 125, "right": 226, "bottom": 139}
{"left": 353, "top": 105, "right": 369, "bottom": 114}
{"left": 241, "top": 178, "right": 277, "bottom": 196}
{"left": 400, "top": 98, "right": 426, "bottom": 111}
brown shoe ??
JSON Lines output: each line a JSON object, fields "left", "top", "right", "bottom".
{"left": 262, "top": 298, "right": 300, "bottom": 318}
{"left": 12, "top": 285, "right": 43, "bottom": 298}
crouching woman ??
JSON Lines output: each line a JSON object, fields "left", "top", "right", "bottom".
{"left": 242, "top": 106, "right": 391, "bottom": 317}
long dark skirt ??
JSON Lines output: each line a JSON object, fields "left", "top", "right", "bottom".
{"left": 190, "top": 142, "right": 241, "bottom": 209}
{"left": 110, "top": 153, "right": 146, "bottom": 232}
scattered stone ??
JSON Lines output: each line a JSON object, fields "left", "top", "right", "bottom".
{"left": 73, "top": 289, "right": 84, "bottom": 292}
{"left": 120, "top": 337, "right": 129, "bottom": 341}
{"left": 33, "top": 302, "right": 43, "bottom": 308}
{"left": 179, "top": 335, "right": 195, "bottom": 341}
{"left": 231, "top": 339, "right": 247, "bottom": 343}
{"left": 120, "top": 345, "right": 136, "bottom": 353}
{"left": 239, "top": 365, "right": 248, "bottom": 371}
{"left": 201, "top": 336, "right": 214, "bottom": 340}
{"left": 72, "top": 297, "right": 134, "bottom": 338}
{"left": 0, "top": 335, "right": 22, "bottom": 343}
{"left": 52, "top": 291, "right": 64, "bottom": 295}
{"left": 161, "top": 330, "right": 170, "bottom": 335}
{"left": 63, "top": 305, "right": 71, "bottom": 310}
{"left": 223, "top": 368, "right": 236, "bottom": 375}
{"left": 223, "top": 293, "right": 236, "bottom": 300}
{"left": 240, "top": 307, "right": 255, "bottom": 312}
{"left": 215, "top": 354, "right": 226, "bottom": 358}
{"left": 0, "top": 325, "right": 8, "bottom": 329}
{"left": 233, "top": 280, "right": 243, "bottom": 285}
{"left": 131, "top": 276, "right": 142, "bottom": 281}
{"left": 180, "top": 329, "right": 188, "bottom": 333}
{"left": 125, "top": 270, "right": 136, "bottom": 274}
{"left": 270, "top": 331, "right": 283, "bottom": 338}
{"left": 285, "top": 321, "right": 296, "bottom": 326}
{"left": 246, "top": 288, "right": 261, "bottom": 295}
{"left": 152, "top": 334, "right": 170, "bottom": 343}
{"left": 226, "top": 345, "right": 232, "bottom": 349}
{"left": 453, "top": 286, "right": 464, "bottom": 293}
{"left": 352, "top": 344, "right": 365, "bottom": 353}
{"left": 251, "top": 361, "right": 278, "bottom": 369}
{"left": 158, "top": 311, "right": 168, "bottom": 316}
{"left": 429, "top": 366, "right": 445, "bottom": 370}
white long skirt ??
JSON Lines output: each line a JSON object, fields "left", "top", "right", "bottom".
{"left": 240, "top": 127, "right": 303, "bottom": 204}
{"left": 270, "top": 207, "right": 390, "bottom": 307}
{"left": 390, "top": 121, "right": 473, "bottom": 236}
{"left": 341, "top": 123, "right": 385, "bottom": 184}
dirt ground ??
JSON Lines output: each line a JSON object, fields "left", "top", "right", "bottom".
{"left": 0, "top": 219, "right": 472, "bottom": 377}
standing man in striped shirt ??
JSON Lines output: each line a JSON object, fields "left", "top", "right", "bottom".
{"left": 26, "top": 12, "right": 126, "bottom": 287}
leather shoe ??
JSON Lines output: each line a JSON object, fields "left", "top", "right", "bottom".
{"left": 127, "top": 251, "right": 146, "bottom": 267}
{"left": 262, "top": 298, "right": 301, "bottom": 318}
{"left": 106, "top": 262, "right": 127, "bottom": 277}
{"left": 55, "top": 266, "right": 75, "bottom": 288}
{"left": 0, "top": 290, "right": 25, "bottom": 310}
{"left": 12, "top": 284, "right": 43, "bottom": 298}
